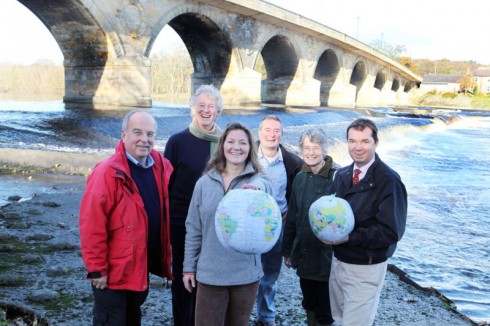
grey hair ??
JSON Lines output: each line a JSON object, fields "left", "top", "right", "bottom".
{"left": 298, "top": 127, "right": 328, "bottom": 156}
{"left": 121, "top": 109, "right": 157, "bottom": 132}
{"left": 259, "top": 114, "right": 283, "bottom": 133}
{"left": 189, "top": 84, "right": 224, "bottom": 118}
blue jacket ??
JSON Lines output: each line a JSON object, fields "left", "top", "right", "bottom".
{"left": 333, "top": 154, "right": 407, "bottom": 265}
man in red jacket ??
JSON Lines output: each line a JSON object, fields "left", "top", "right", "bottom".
{"left": 80, "top": 110, "right": 173, "bottom": 326}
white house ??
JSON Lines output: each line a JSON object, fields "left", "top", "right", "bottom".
{"left": 419, "top": 74, "right": 461, "bottom": 93}
{"left": 473, "top": 69, "right": 490, "bottom": 94}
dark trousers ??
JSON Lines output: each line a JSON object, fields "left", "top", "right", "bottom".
{"left": 92, "top": 286, "right": 149, "bottom": 326}
{"left": 171, "top": 224, "right": 196, "bottom": 326}
{"left": 299, "top": 278, "right": 334, "bottom": 325}
{"left": 196, "top": 281, "right": 259, "bottom": 326}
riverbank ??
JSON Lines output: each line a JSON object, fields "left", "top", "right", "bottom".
{"left": 0, "top": 150, "right": 482, "bottom": 325}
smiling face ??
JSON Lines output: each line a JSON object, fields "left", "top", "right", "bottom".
{"left": 122, "top": 112, "right": 156, "bottom": 166}
{"left": 258, "top": 118, "right": 282, "bottom": 151}
{"left": 192, "top": 93, "right": 218, "bottom": 131}
{"left": 223, "top": 129, "right": 250, "bottom": 168}
{"left": 302, "top": 136, "right": 323, "bottom": 168}
{"left": 348, "top": 126, "right": 378, "bottom": 167}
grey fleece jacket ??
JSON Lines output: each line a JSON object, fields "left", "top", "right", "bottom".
{"left": 183, "top": 162, "right": 272, "bottom": 286}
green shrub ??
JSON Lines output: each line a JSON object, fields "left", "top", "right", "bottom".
{"left": 441, "top": 92, "right": 457, "bottom": 99}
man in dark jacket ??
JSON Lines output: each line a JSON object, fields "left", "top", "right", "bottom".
{"left": 326, "top": 118, "right": 407, "bottom": 326}
{"left": 255, "top": 115, "right": 303, "bottom": 326}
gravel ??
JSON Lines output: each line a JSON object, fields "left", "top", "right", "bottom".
{"left": 0, "top": 149, "right": 480, "bottom": 325}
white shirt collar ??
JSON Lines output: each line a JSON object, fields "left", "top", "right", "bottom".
{"left": 354, "top": 155, "right": 375, "bottom": 178}
{"left": 126, "top": 150, "right": 154, "bottom": 168}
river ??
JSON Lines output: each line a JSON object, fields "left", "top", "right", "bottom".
{"left": 0, "top": 100, "right": 489, "bottom": 323}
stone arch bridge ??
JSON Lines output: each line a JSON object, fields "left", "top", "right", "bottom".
{"left": 18, "top": 0, "right": 422, "bottom": 109}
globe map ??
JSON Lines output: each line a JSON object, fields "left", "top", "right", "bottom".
{"left": 215, "top": 189, "right": 282, "bottom": 254}
{"left": 309, "top": 195, "right": 355, "bottom": 242}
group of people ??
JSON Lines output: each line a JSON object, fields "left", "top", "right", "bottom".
{"left": 79, "top": 85, "right": 407, "bottom": 326}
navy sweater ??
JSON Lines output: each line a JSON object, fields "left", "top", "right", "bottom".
{"left": 164, "top": 128, "right": 212, "bottom": 226}
{"left": 129, "top": 162, "right": 161, "bottom": 271}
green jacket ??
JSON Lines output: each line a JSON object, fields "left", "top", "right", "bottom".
{"left": 281, "top": 156, "right": 336, "bottom": 281}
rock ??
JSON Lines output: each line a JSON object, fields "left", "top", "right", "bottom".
{"left": 6, "top": 221, "right": 30, "bottom": 229}
{"left": 0, "top": 244, "right": 15, "bottom": 252}
{"left": 0, "top": 233, "right": 14, "bottom": 241}
{"left": 7, "top": 195, "right": 21, "bottom": 201}
{"left": 27, "top": 289, "right": 60, "bottom": 302}
{"left": 21, "top": 254, "right": 44, "bottom": 264}
{"left": 46, "top": 241, "right": 77, "bottom": 251}
{"left": 26, "top": 233, "right": 54, "bottom": 241}
{"left": 25, "top": 208, "right": 44, "bottom": 215}
{"left": 40, "top": 201, "right": 61, "bottom": 208}
{"left": 46, "top": 266, "right": 70, "bottom": 277}
{"left": 0, "top": 303, "right": 49, "bottom": 326}
{"left": 0, "top": 274, "right": 22, "bottom": 286}
{"left": 0, "top": 211, "right": 21, "bottom": 220}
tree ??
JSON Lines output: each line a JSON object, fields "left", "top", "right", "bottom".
{"left": 458, "top": 74, "right": 476, "bottom": 94}
{"left": 150, "top": 48, "right": 193, "bottom": 100}
{"left": 398, "top": 56, "right": 419, "bottom": 75}
{"left": 369, "top": 39, "right": 407, "bottom": 59}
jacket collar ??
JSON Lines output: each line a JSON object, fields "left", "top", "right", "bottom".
{"left": 301, "top": 155, "right": 334, "bottom": 178}
{"left": 207, "top": 161, "right": 256, "bottom": 181}
{"left": 111, "top": 140, "right": 162, "bottom": 178}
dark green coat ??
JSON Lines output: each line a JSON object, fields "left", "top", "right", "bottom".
{"left": 281, "top": 156, "right": 336, "bottom": 281}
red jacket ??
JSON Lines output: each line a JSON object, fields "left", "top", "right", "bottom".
{"left": 79, "top": 140, "right": 173, "bottom": 291}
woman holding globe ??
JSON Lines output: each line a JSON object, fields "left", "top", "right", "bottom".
{"left": 281, "top": 128, "right": 337, "bottom": 326}
{"left": 182, "top": 122, "right": 273, "bottom": 326}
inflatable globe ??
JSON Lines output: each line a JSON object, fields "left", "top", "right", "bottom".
{"left": 309, "top": 195, "right": 355, "bottom": 242}
{"left": 215, "top": 189, "right": 282, "bottom": 254}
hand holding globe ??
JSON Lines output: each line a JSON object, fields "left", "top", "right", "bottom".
{"left": 215, "top": 189, "right": 282, "bottom": 254}
{"left": 308, "top": 195, "right": 355, "bottom": 244}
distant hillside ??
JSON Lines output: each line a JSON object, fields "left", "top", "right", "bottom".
{"left": 412, "top": 59, "right": 485, "bottom": 76}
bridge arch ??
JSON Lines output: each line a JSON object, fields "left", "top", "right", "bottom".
{"left": 259, "top": 34, "right": 299, "bottom": 104}
{"left": 404, "top": 81, "right": 414, "bottom": 92}
{"left": 392, "top": 77, "right": 401, "bottom": 91}
{"left": 168, "top": 14, "right": 232, "bottom": 90}
{"left": 18, "top": 0, "right": 111, "bottom": 64}
{"left": 350, "top": 60, "right": 367, "bottom": 103}
{"left": 374, "top": 71, "right": 387, "bottom": 90}
{"left": 147, "top": 4, "right": 232, "bottom": 91}
{"left": 314, "top": 49, "right": 340, "bottom": 106}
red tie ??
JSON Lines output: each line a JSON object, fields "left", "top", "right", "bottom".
{"left": 352, "top": 168, "right": 361, "bottom": 185}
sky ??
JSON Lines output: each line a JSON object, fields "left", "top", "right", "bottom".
{"left": 0, "top": 0, "right": 489, "bottom": 65}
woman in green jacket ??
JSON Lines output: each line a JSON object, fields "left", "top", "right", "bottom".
{"left": 282, "top": 127, "right": 336, "bottom": 326}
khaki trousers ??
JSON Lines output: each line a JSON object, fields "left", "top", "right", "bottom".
{"left": 329, "top": 256, "right": 387, "bottom": 326}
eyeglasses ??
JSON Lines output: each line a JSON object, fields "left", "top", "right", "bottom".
{"left": 302, "top": 146, "right": 322, "bottom": 153}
